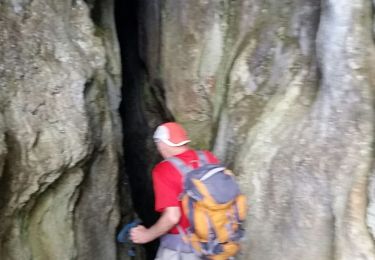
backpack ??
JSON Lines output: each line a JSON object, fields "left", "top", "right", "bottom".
{"left": 167, "top": 151, "right": 247, "bottom": 260}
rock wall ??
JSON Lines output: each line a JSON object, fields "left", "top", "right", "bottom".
{"left": 138, "top": 0, "right": 375, "bottom": 259}
{"left": 0, "top": 0, "right": 126, "bottom": 259}
{"left": 1, "top": 0, "right": 375, "bottom": 259}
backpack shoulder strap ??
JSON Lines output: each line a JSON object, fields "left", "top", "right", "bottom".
{"left": 196, "top": 150, "right": 209, "bottom": 165}
{"left": 167, "top": 157, "right": 192, "bottom": 176}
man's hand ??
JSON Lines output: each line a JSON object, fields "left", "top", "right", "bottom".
{"left": 129, "top": 207, "right": 181, "bottom": 244}
{"left": 130, "top": 225, "right": 153, "bottom": 244}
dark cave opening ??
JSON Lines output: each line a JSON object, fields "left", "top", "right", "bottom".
{"left": 114, "top": 0, "right": 161, "bottom": 259}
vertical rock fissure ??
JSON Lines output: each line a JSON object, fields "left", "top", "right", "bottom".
{"left": 115, "top": 0, "right": 166, "bottom": 259}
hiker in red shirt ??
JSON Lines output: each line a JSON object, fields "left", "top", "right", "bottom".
{"left": 130, "top": 122, "right": 219, "bottom": 259}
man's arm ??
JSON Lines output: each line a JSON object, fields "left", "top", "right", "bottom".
{"left": 130, "top": 206, "right": 181, "bottom": 244}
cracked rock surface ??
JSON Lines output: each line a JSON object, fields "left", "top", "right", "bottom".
{"left": 0, "top": 0, "right": 127, "bottom": 259}
{"left": 137, "top": 1, "right": 375, "bottom": 259}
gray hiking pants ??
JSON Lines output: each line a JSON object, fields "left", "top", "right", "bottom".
{"left": 155, "top": 247, "right": 200, "bottom": 260}
{"left": 155, "top": 234, "right": 200, "bottom": 260}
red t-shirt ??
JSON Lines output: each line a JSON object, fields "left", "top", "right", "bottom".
{"left": 152, "top": 149, "right": 219, "bottom": 234}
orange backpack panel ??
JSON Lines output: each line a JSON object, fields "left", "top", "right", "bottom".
{"left": 168, "top": 151, "right": 247, "bottom": 259}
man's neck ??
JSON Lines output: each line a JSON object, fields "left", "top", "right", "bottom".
{"left": 166, "top": 146, "right": 189, "bottom": 158}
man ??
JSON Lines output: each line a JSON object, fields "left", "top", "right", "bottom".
{"left": 130, "top": 122, "right": 219, "bottom": 259}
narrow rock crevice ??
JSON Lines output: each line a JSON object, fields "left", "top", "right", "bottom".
{"left": 115, "top": 0, "right": 169, "bottom": 259}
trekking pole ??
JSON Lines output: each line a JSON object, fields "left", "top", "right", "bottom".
{"left": 117, "top": 219, "right": 142, "bottom": 257}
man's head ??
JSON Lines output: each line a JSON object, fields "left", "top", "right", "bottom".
{"left": 153, "top": 122, "right": 190, "bottom": 158}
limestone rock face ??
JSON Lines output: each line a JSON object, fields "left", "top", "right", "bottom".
{"left": 138, "top": 0, "right": 375, "bottom": 259}
{"left": 0, "top": 0, "right": 125, "bottom": 259}
{"left": 2, "top": 0, "right": 375, "bottom": 259}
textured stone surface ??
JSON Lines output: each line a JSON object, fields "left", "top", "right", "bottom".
{"left": 2, "top": 0, "right": 375, "bottom": 259}
{"left": 137, "top": 0, "right": 375, "bottom": 259}
{"left": 0, "top": 0, "right": 125, "bottom": 259}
